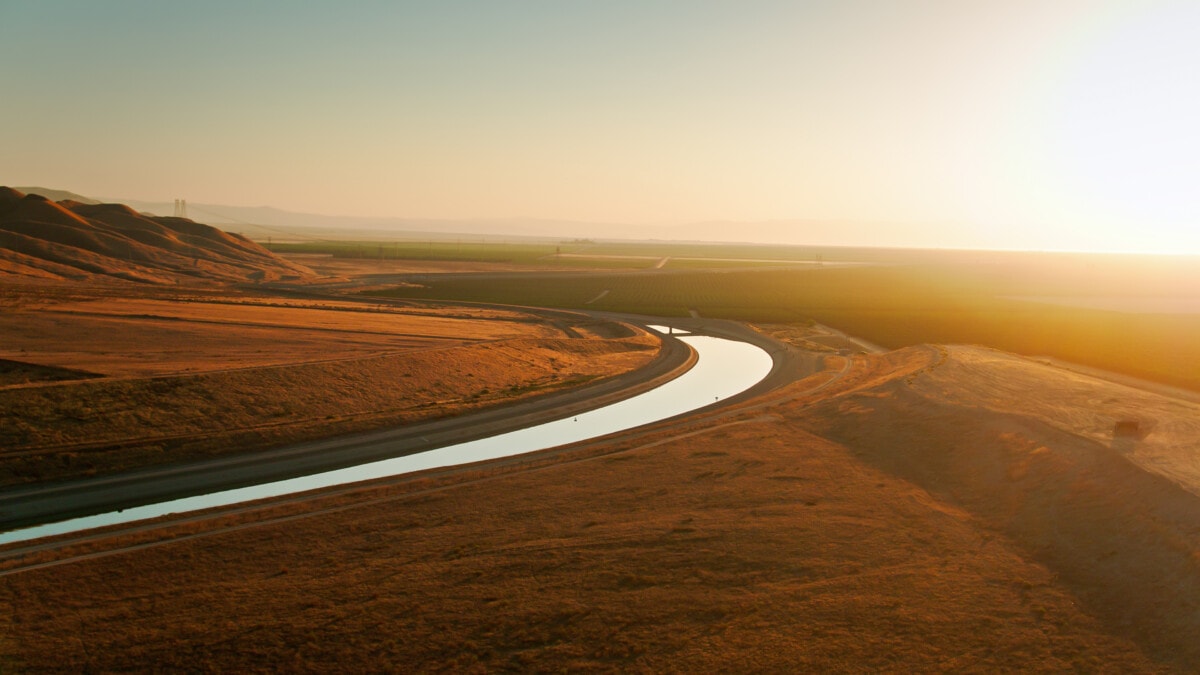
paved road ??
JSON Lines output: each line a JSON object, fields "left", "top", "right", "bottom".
{"left": 0, "top": 311, "right": 805, "bottom": 534}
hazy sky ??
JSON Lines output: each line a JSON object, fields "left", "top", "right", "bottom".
{"left": 3, "top": 1, "right": 1198, "bottom": 252}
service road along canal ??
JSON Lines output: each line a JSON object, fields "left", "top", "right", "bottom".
{"left": 0, "top": 329, "right": 774, "bottom": 546}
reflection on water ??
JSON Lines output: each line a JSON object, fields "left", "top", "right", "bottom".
{"left": 0, "top": 335, "right": 772, "bottom": 545}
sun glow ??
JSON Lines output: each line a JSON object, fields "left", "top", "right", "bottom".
{"left": 1, "top": 2, "right": 1197, "bottom": 253}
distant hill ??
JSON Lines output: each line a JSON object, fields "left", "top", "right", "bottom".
{"left": 14, "top": 186, "right": 102, "bottom": 205}
{"left": 109, "top": 197, "right": 876, "bottom": 247}
{"left": 16, "top": 189, "right": 918, "bottom": 248}
{"left": 0, "top": 187, "right": 313, "bottom": 284}
{"left": 110, "top": 197, "right": 661, "bottom": 242}
{"left": 798, "top": 344, "right": 1200, "bottom": 666}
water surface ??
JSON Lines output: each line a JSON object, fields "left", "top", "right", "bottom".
{"left": 0, "top": 334, "right": 771, "bottom": 545}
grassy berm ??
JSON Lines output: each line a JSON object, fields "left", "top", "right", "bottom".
{"left": 0, "top": 337, "right": 657, "bottom": 486}
{"left": 3, "top": 341, "right": 1198, "bottom": 671}
{"left": 0, "top": 284, "right": 659, "bottom": 486}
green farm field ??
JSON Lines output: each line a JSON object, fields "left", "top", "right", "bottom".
{"left": 367, "top": 252, "right": 1200, "bottom": 393}
{"left": 265, "top": 238, "right": 869, "bottom": 270}
{"left": 266, "top": 239, "right": 754, "bottom": 270}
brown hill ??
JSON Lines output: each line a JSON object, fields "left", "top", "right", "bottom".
{"left": 0, "top": 187, "right": 312, "bottom": 284}
{"left": 795, "top": 345, "right": 1200, "bottom": 669}
{"left": 1, "top": 343, "right": 1182, "bottom": 671}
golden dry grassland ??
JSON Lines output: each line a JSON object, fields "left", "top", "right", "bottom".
{"left": 0, "top": 282, "right": 658, "bottom": 485}
{"left": 4, "top": 346, "right": 1197, "bottom": 670}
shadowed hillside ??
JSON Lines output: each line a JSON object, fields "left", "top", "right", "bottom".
{"left": 794, "top": 345, "right": 1200, "bottom": 669}
{"left": 0, "top": 187, "right": 312, "bottom": 284}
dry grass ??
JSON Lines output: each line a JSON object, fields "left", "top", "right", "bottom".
{"left": 0, "top": 281, "right": 658, "bottom": 485}
{"left": 0, "top": 287, "right": 555, "bottom": 377}
{"left": 3, "top": 260, "right": 1197, "bottom": 670}
{"left": 905, "top": 345, "right": 1200, "bottom": 497}
{"left": 797, "top": 346, "right": 1200, "bottom": 670}
{"left": 0, "top": 188, "right": 313, "bottom": 284}
{"left": 751, "top": 323, "right": 839, "bottom": 353}
{"left": 1, "top": 350, "right": 1187, "bottom": 671}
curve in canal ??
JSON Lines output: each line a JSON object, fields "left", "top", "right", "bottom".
{"left": 0, "top": 331, "right": 773, "bottom": 545}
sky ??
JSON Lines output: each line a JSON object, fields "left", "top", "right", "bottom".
{"left": 2, "top": 1, "right": 1198, "bottom": 253}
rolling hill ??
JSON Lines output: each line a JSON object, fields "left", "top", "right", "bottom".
{"left": 792, "top": 344, "right": 1200, "bottom": 668}
{"left": 7, "top": 343, "right": 1200, "bottom": 669}
{"left": 12, "top": 186, "right": 100, "bottom": 205}
{"left": 0, "top": 187, "right": 312, "bottom": 284}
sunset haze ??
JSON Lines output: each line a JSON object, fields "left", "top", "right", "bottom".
{"left": 3, "top": 1, "right": 1197, "bottom": 252}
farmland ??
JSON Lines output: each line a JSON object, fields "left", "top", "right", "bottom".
{"left": 266, "top": 240, "right": 664, "bottom": 269}
{"left": 266, "top": 238, "right": 847, "bottom": 271}
{"left": 365, "top": 250, "right": 1200, "bottom": 392}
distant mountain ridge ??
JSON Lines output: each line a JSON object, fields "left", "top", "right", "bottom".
{"left": 107, "top": 198, "right": 966, "bottom": 249}
{"left": 111, "top": 197, "right": 673, "bottom": 242}
{"left": 0, "top": 187, "right": 312, "bottom": 284}
{"left": 114, "top": 197, "right": 886, "bottom": 247}
{"left": 14, "top": 187, "right": 101, "bottom": 205}
{"left": 16, "top": 186, "right": 938, "bottom": 248}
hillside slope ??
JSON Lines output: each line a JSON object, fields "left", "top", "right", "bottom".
{"left": 0, "top": 344, "right": 1176, "bottom": 671}
{"left": 0, "top": 187, "right": 312, "bottom": 284}
{"left": 794, "top": 345, "right": 1200, "bottom": 669}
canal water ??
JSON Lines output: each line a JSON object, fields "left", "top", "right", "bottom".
{"left": 0, "top": 332, "right": 772, "bottom": 545}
